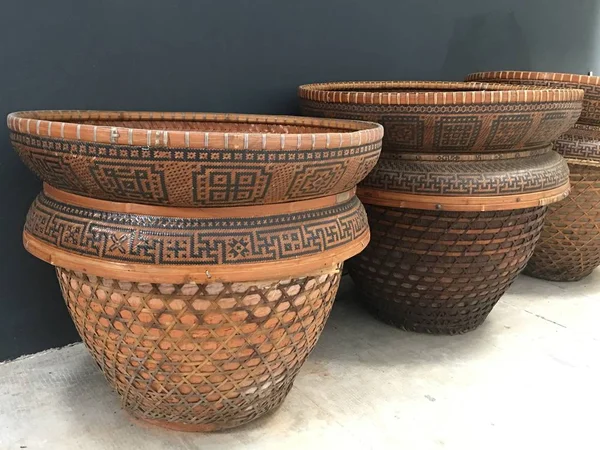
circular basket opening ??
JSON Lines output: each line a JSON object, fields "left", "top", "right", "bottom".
{"left": 298, "top": 81, "right": 584, "bottom": 104}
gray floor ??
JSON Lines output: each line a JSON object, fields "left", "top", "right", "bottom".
{"left": 1, "top": 272, "right": 599, "bottom": 450}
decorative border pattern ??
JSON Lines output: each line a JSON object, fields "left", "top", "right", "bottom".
{"left": 361, "top": 150, "right": 569, "bottom": 196}
{"left": 11, "top": 132, "right": 381, "bottom": 163}
{"left": 11, "top": 132, "right": 381, "bottom": 206}
{"left": 300, "top": 99, "right": 581, "bottom": 153}
{"left": 25, "top": 192, "right": 368, "bottom": 266}
{"left": 555, "top": 128, "right": 600, "bottom": 161}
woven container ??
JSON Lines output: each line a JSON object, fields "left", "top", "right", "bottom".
{"left": 466, "top": 71, "right": 600, "bottom": 126}
{"left": 348, "top": 205, "right": 546, "bottom": 334}
{"left": 22, "top": 185, "right": 369, "bottom": 430}
{"left": 465, "top": 72, "right": 600, "bottom": 281}
{"left": 11, "top": 109, "right": 381, "bottom": 429}
{"left": 299, "top": 81, "right": 583, "bottom": 333}
{"left": 8, "top": 111, "right": 382, "bottom": 207}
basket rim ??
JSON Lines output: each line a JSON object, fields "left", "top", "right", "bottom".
{"left": 466, "top": 71, "right": 600, "bottom": 87}
{"left": 6, "top": 110, "right": 384, "bottom": 151}
{"left": 357, "top": 182, "right": 570, "bottom": 211}
{"left": 297, "top": 80, "right": 584, "bottom": 105}
{"left": 23, "top": 230, "right": 368, "bottom": 283}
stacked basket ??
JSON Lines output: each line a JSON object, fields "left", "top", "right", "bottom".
{"left": 299, "top": 81, "right": 583, "bottom": 334}
{"left": 466, "top": 71, "right": 600, "bottom": 281}
{"left": 8, "top": 111, "right": 383, "bottom": 430}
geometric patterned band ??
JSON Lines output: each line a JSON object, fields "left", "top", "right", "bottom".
{"left": 25, "top": 189, "right": 369, "bottom": 266}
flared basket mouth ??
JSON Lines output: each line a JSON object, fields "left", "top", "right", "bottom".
{"left": 7, "top": 110, "right": 383, "bottom": 150}
{"left": 298, "top": 81, "right": 584, "bottom": 105}
{"left": 466, "top": 71, "right": 600, "bottom": 88}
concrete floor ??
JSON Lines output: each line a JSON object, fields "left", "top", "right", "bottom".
{"left": 1, "top": 272, "right": 599, "bottom": 450}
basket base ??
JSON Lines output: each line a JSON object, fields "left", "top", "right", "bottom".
{"left": 127, "top": 392, "right": 288, "bottom": 432}
{"left": 359, "top": 291, "right": 496, "bottom": 335}
{"left": 129, "top": 415, "right": 219, "bottom": 432}
{"left": 523, "top": 266, "right": 595, "bottom": 282}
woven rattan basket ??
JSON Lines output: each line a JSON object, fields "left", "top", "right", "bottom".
{"left": 12, "top": 109, "right": 381, "bottom": 431}
{"left": 466, "top": 72, "right": 600, "bottom": 281}
{"left": 299, "top": 81, "right": 583, "bottom": 333}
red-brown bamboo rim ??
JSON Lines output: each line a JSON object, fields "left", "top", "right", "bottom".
{"left": 23, "top": 232, "right": 368, "bottom": 284}
{"left": 466, "top": 71, "right": 600, "bottom": 88}
{"left": 6, "top": 111, "right": 383, "bottom": 151}
{"left": 357, "top": 183, "right": 570, "bottom": 212}
{"left": 298, "top": 81, "right": 584, "bottom": 105}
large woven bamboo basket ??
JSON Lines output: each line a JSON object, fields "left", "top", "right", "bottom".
{"left": 466, "top": 71, "right": 600, "bottom": 281}
{"left": 12, "top": 109, "right": 382, "bottom": 430}
{"left": 8, "top": 111, "right": 383, "bottom": 207}
{"left": 22, "top": 184, "right": 369, "bottom": 431}
{"left": 299, "top": 81, "right": 583, "bottom": 334}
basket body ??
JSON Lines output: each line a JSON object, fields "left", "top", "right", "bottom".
{"left": 299, "top": 81, "right": 582, "bottom": 333}
{"left": 57, "top": 266, "right": 340, "bottom": 431}
{"left": 299, "top": 81, "right": 582, "bottom": 153}
{"left": 348, "top": 205, "right": 546, "bottom": 334}
{"left": 525, "top": 162, "right": 600, "bottom": 281}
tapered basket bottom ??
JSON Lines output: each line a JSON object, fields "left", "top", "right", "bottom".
{"left": 525, "top": 164, "right": 600, "bottom": 282}
{"left": 348, "top": 206, "right": 547, "bottom": 334}
{"left": 128, "top": 382, "right": 291, "bottom": 432}
{"left": 56, "top": 266, "right": 341, "bottom": 431}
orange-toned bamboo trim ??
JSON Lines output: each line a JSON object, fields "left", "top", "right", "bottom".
{"left": 466, "top": 71, "right": 600, "bottom": 87}
{"left": 6, "top": 111, "right": 383, "bottom": 151}
{"left": 298, "top": 81, "right": 584, "bottom": 105}
{"left": 23, "top": 229, "right": 370, "bottom": 284}
{"left": 44, "top": 184, "right": 356, "bottom": 218}
{"left": 357, "top": 184, "right": 570, "bottom": 212}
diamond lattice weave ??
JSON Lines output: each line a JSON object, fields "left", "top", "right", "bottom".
{"left": 348, "top": 206, "right": 546, "bottom": 334}
{"left": 525, "top": 163, "right": 600, "bottom": 281}
{"left": 57, "top": 266, "right": 341, "bottom": 431}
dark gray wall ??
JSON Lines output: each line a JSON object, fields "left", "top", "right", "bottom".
{"left": 1, "top": 0, "right": 598, "bottom": 360}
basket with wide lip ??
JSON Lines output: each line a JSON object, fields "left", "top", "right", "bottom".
{"left": 8, "top": 111, "right": 383, "bottom": 207}
{"left": 22, "top": 184, "right": 369, "bottom": 431}
{"left": 10, "top": 109, "right": 382, "bottom": 431}
{"left": 299, "top": 81, "right": 582, "bottom": 154}
{"left": 466, "top": 71, "right": 600, "bottom": 281}
{"left": 299, "top": 81, "right": 583, "bottom": 334}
